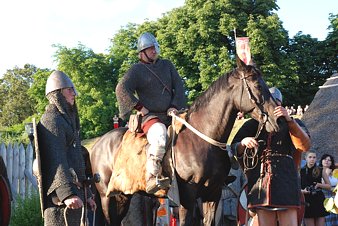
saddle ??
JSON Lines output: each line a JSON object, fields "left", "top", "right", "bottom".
{"left": 105, "top": 113, "right": 186, "bottom": 198}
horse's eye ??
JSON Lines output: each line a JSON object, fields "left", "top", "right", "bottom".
{"left": 254, "top": 83, "right": 262, "bottom": 91}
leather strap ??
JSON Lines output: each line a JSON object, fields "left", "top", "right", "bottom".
{"left": 143, "top": 64, "right": 172, "bottom": 95}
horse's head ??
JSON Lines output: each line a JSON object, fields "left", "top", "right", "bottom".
{"left": 232, "top": 58, "right": 279, "bottom": 132}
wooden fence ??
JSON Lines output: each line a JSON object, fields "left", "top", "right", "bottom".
{"left": 0, "top": 142, "right": 37, "bottom": 203}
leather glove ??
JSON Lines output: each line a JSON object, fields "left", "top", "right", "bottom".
{"left": 167, "top": 107, "right": 178, "bottom": 116}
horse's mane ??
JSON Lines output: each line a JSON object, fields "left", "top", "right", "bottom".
{"left": 187, "top": 70, "right": 234, "bottom": 116}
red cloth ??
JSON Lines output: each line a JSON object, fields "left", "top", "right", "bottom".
{"left": 142, "top": 118, "right": 161, "bottom": 134}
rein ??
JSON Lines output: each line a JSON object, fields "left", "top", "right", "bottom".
{"left": 170, "top": 113, "right": 228, "bottom": 150}
{"left": 242, "top": 117, "right": 267, "bottom": 173}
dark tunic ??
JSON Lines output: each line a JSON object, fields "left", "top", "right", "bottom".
{"left": 115, "top": 59, "right": 187, "bottom": 126}
{"left": 231, "top": 119, "right": 307, "bottom": 209}
{"left": 38, "top": 104, "right": 86, "bottom": 226}
{"left": 300, "top": 166, "right": 329, "bottom": 218}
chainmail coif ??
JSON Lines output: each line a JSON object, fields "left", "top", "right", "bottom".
{"left": 47, "top": 90, "right": 80, "bottom": 132}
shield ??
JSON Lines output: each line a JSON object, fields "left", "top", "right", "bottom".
{"left": 0, "top": 175, "right": 11, "bottom": 226}
{"left": 33, "top": 118, "right": 45, "bottom": 218}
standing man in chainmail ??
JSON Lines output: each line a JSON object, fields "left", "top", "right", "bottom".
{"left": 38, "top": 71, "right": 96, "bottom": 226}
{"left": 115, "top": 32, "right": 187, "bottom": 194}
{"left": 230, "top": 87, "right": 311, "bottom": 226}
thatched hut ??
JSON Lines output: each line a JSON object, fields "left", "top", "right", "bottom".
{"left": 302, "top": 73, "right": 338, "bottom": 161}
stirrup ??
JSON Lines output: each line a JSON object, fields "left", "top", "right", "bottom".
{"left": 146, "top": 176, "right": 170, "bottom": 194}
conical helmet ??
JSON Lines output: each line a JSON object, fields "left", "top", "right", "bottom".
{"left": 45, "top": 70, "right": 77, "bottom": 96}
{"left": 269, "top": 87, "right": 283, "bottom": 103}
{"left": 137, "top": 32, "right": 160, "bottom": 54}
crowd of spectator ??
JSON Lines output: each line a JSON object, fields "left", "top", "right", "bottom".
{"left": 236, "top": 104, "right": 310, "bottom": 121}
{"left": 285, "top": 104, "right": 309, "bottom": 117}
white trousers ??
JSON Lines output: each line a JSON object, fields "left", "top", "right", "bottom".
{"left": 146, "top": 122, "right": 167, "bottom": 157}
{"left": 146, "top": 122, "right": 167, "bottom": 176}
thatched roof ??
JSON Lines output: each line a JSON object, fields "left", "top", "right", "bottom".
{"left": 302, "top": 73, "right": 338, "bottom": 160}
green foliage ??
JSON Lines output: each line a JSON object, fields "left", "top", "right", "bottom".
{"left": 28, "top": 69, "right": 51, "bottom": 114}
{"left": 0, "top": 65, "right": 38, "bottom": 126}
{"left": 284, "top": 34, "right": 326, "bottom": 105}
{"left": 53, "top": 44, "right": 118, "bottom": 138}
{"left": 322, "top": 13, "right": 338, "bottom": 76}
{"left": 156, "top": 0, "right": 288, "bottom": 100}
{"left": 11, "top": 193, "right": 44, "bottom": 226}
{"left": 108, "top": 23, "right": 140, "bottom": 80}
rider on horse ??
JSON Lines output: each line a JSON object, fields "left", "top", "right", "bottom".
{"left": 115, "top": 32, "right": 187, "bottom": 194}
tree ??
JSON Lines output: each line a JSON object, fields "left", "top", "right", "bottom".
{"left": 157, "top": 0, "right": 291, "bottom": 100}
{"left": 0, "top": 65, "right": 37, "bottom": 126}
{"left": 285, "top": 34, "right": 326, "bottom": 105}
{"left": 108, "top": 23, "right": 140, "bottom": 80}
{"left": 28, "top": 69, "right": 51, "bottom": 115}
{"left": 108, "top": 0, "right": 302, "bottom": 106}
{"left": 53, "top": 44, "right": 118, "bottom": 139}
{"left": 283, "top": 14, "right": 338, "bottom": 106}
{"left": 322, "top": 13, "right": 338, "bottom": 76}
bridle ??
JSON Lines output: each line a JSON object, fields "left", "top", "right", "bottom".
{"left": 233, "top": 68, "right": 271, "bottom": 172}
{"left": 237, "top": 68, "right": 266, "bottom": 121}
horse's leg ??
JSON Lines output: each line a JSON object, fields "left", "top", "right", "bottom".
{"left": 98, "top": 194, "right": 127, "bottom": 226}
{"left": 179, "top": 205, "right": 200, "bottom": 226}
{"left": 112, "top": 194, "right": 132, "bottom": 225}
{"left": 202, "top": 201, "right": 218, "bottom": 226}
{"left": 175, "top": 179, "right": 209, "bottom": 226}
{"left": 96, "top": 194, "right": 131, "bottom": 226}
{"left": 121, "top": 193, "right": 146, "bottom": 226}
{"left": 177, "top": 181, "right": 199, "bottom": 226}
{"left": 100, "top": 195, "right": 112, "bottom": 225}
{"left": 200, "top": 183, "right": 222, "bottom": 226}
{"left": 93, "top": 193, "right": 107, "bottom": 226}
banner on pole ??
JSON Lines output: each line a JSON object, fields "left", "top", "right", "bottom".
{"left": 235, "top": 37, "right": 251, "bottom": 65}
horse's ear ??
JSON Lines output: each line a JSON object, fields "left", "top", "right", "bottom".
{"left": 236, "top": 55, "right": 247, "bottom": 69}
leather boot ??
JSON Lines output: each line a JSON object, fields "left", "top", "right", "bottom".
{"left": 146, "top": 174, "right": 170, "bottom": 194}
{"left": 146, "top": 157, "right": 170, "bottom": 194}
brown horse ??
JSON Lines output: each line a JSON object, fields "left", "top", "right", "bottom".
{"left": 89, "top": 58, "right": 280, "bottom": 225}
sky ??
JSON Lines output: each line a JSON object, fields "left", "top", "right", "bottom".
{"left": 0, "top": 0, "right": 336, "bottom": 76}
